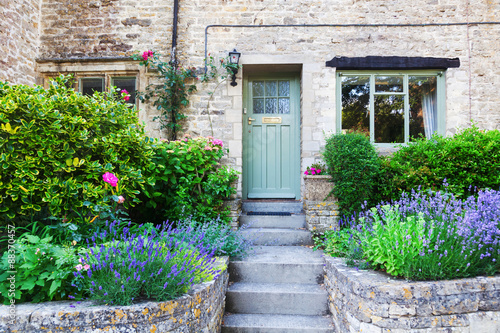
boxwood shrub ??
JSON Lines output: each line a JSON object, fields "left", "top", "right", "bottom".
{"left": 323, "top": 132, "right": 382, "bottom": 218}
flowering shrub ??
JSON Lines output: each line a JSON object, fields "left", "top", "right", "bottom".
{"left": 75, "top": 222, "right": 222, "bottom": 305}
{"left": 337, "top": 187, "right": 500, "bottom": 280}
{"left": 0, "top": 76, "right": 153, "bottom": 226}
{"left": 0, "top": 235, "right": 85, "bottom": 304}
{"left": 133, "top": 135, "right": 239, "bottom": 224}
{"left": 304, "top": 162, "right": 327, "bottom": 175}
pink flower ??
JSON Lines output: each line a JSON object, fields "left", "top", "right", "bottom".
{"left": 117, "top": 195, "right": 125, "bottom": 204}
{"left": 142, "top": 50, "right": 154, "bottom": 61}
{"left": 75, "top": 264, "right": 83, "bottom": 271}
{"left": 204, "top": 146, "right": 213, "bottom": 151}
{"left": 103, "top": 172, "right": 118, "bottom": 187}
{"left": 317, "top": 169, "right": 321, "bottom": 174}
{"left": 121, "top": 89, "right": 130, "bottom": 101}
{"left": 210, "top": 139, "right": 223, "bottom": 147}
{"left": 304, "top": 170, "right": 309, "bottom": 175}
{"left": 83, "top": 264, "right": 90, "bottom": 271}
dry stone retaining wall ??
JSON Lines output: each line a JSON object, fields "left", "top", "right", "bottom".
{"left": 0, "top": 257, "right": 229, "bottom": 333}
{"left": 324, "top": 256, "right": 500, "bottom": 333}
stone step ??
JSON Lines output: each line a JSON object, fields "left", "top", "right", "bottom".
{"left": 229, "top": 246, "right": 324, "bottom": 284}
{"left": 240, "top": 214, "right": 306, "bottom": 229}
{"left": 222, "top": 313, "right": 334, "bottom": 333}
{"left": 241, "top": 228, "right": 313, "bottom": 246}
{"left": 242, "top": 201, "right": 303, "bottom": 214}
{"left": 225, "top": 282, "right": 329, "bottom": 316}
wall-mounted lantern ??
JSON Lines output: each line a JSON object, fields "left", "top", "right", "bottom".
{"left": 228, "top": 49, "right": 241, "bottom": 87}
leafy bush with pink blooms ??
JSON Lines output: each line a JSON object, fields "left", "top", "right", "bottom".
{"left": 0, "top": 76, "right": 153, "bottom": 228}
{"left": 131, "top": 135, "right": 239, "bottom": 224}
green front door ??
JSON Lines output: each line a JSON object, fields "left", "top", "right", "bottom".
{"left": 243, "top": 74, "right": 300, "bottom": 199}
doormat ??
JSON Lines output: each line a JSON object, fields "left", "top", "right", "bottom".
{"left": 247, "top": 212, "right": 292, "bottom": 216}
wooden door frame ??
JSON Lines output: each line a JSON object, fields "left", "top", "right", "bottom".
{"left": 242, "top": 73, "right": 301, "bottom": 200}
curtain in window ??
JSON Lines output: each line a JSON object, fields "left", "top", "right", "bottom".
{"left": 422, "top": 84, "right": 437, "bottom": 139}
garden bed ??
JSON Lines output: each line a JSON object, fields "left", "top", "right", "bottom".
{"left": 324, "top": 256, "right": 500, "bottom": 332}
{"left": 0, "top": 257, "right": 229, "bottom": 333}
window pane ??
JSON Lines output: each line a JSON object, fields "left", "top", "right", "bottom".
{"left": 113, "top": 77, "right": 136, "bottom": 104}
{"left": 375, "top": 95, "right": 404, "bottom": 143}
{"left": 80, "top": 78, "right": 104, "bottom": 96}
{"left": 278, "top": 81, "right": 290, "bottom": 97}
{"left": 278, "top": 98, "right": 290, "bottom": 114}
{"left": 253, "top": 81, "right": 264, "bottom": 97}
{"left": 375, "top": 75, "right": 403, "bottom": 93}
{"left": 253, "top": 98, "right": 264, "bottom": 114}
{"left": 265, "top": 81, "right": 277, "bottom": 96}
{"left": 341, "top": 76, "right": 370, "bottom": 135}
{"left": 409, "top": 76, "right": 437, "bottom": 141}
{"left": 265, "top": 98, "right": 277, "bottom": 114}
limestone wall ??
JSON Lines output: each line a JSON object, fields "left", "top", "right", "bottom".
{"left": 21, "top": 0, "right": 500, "bottom": 199}
{"left": 324, "top": 256, "right": 500, "bottom": 333}
{"left": 0, "top": 0, "right": 41, "bottom": 85}
{"left": 0, "top": 257, "right": 229, "bottom": 333}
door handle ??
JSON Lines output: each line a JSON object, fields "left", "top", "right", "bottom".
{"left": 248, "top": 117, "right": 256, "bottom": 125}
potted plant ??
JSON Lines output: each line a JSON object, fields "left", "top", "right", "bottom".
{"left": 303, "top": 162, "right": 334, "bottom": 201}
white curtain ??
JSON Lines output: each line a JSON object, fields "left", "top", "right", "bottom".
{"left": 422, "top": 84, "right": 437, "bottom": 139}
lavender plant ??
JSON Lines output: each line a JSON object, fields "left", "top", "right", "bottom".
{"left": 341, "top": 186, "right": 500, "bottom": 280}
{"left": 176, "top": 218, "right": 252, "bottom": 258}
{"left": 74, "top": 222, "right": 222, "bottom": 305}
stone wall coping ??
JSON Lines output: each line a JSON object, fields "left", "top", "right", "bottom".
{"left": 0, "top": 257, "right": 229, "bottom": 333}
{"left": 325, "top": 256, "right": 500, "bottom": 305}
{"left": 304, "top": 175, "right": 332, "bottom": 180}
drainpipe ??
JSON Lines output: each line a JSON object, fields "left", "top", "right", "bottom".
{"left": 171, "top": 0, "right": 179, "bottom": 68}
{"left": 171, "top": 0, "right": 179, "bottom": 139}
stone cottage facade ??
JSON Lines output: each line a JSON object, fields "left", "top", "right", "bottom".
{"left": 1, "top": 0, "right": 500, "bottom": 200}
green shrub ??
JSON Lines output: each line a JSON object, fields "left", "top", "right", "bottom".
{"left": 323, "top": 132, "right": 381, "bottom": 217}
{"left": 359, "top": 205, "right": 426, "bottom": 277}
{"left": 0, "top": 76, "right": 154, "bottom": 226}
{"left": 385, "top": 126, "right": 500, "bottom": 199}
{"left": 134, "top": 135, "right": 239, "bottom": 224}
{"left": 0, "top": 235, "right": 86, "bottom": 304}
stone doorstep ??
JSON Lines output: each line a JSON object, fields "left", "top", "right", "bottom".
{"left": 222, "top": 313, "right": 334, "bottom": 332}
{"left": 225, "top": 282, "right": 330, "bottom": 316}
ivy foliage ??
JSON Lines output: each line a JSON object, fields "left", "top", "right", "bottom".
{"left": 132, "top": 51, "right": 197, "bottom": 141}
{"left": 0, "top": 76, "right": 154, "bottom": 226}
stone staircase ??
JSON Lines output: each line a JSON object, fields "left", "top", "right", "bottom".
{"left": 222, "top": 201, "right": 334, "bottom": 333}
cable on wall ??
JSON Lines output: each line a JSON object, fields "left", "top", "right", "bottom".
{"left": 204, "top": 21, "right": 500, "bottom": 73}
